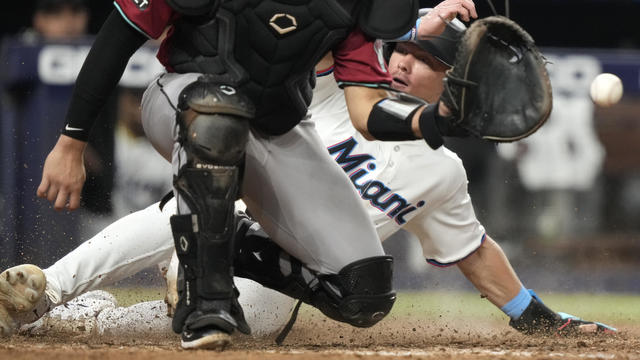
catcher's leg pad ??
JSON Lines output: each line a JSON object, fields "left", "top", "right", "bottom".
{"left": 170, "top": 212, "right": 250, "bottom": 335}
{"left": 235, "top": 232, "right": 396, "bottom": 328}
{"left": 170, "top": 174, "right": 246, "bottom": 335}
{"left": 170, "top": 76, "right": 254, "bottom": 335}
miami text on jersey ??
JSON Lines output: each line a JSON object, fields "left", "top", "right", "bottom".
{"left": 328, "top": 137, "right": 425, "bottom": 225}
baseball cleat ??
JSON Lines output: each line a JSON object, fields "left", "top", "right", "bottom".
{"left": 0, "top": 264, "right": 47, "bottom": 337}
{"left": 21, "top": 290, "right": 117, "bottom": 337}
{"left": 181, "top": 326, "right": 232, "bottom": 350}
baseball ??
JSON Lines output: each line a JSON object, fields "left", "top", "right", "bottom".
{"left": 590, "top": 73, "right": 623, "bottom": 107}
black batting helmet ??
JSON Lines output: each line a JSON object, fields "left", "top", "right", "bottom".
{"left": 383, "top": 8, "right": 466, "bottom": 67}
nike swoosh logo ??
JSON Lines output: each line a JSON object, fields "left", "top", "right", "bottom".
{"left": 65, "top": 124, "right": 84, "bottom": 131}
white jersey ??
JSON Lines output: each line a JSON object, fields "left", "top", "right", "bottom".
{"left": 310, "top": 72, "right": 485, "bottom": 265}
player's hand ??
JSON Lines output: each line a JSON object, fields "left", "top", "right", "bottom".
{"left": 417, "top": 0, "right": 477, "bottom": 39}
{"left": 37, "top": 135, "right": 87, "bottom": 211}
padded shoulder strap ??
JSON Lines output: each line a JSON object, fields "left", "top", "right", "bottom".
{"left": 358, "top": 0, "right": 418, "bottom": 39}
{"left": 165, "top": 0, "right": 220, "bottom": 16}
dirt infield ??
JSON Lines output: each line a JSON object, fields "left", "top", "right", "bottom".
{"left": 3, "top": 313, "right": 639, "bottom": 360}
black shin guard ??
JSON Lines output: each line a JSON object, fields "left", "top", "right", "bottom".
{"left": 170, "top": 166, "right": 241, "bottom": 334}
{"left": 235, "top": 231, "right": 396, "bottom": 328}
{"left": 170, "top": 78, "right": 253, "bottom": 336}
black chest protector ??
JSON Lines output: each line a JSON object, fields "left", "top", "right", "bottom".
{"left": 167, "top": 0, "right": 416, "bottom": 135}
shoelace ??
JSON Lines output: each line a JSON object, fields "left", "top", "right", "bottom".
{"left": 275, "top": 284, "right": 314, "bottom": 345}
{"left": 275, "top": 298, "right": 304, "bottom": 345}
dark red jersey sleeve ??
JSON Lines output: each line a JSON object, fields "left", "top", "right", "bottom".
{"left": 332, "top": 28, "right": 392, "bottom": 87}
{"left": 113, "top": 0, "right": 176, "bottom": 39}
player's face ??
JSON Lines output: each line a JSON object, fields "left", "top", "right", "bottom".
{"left": 388, "top": 43, "right": 449, "bottom": 103}
{"left": 33, "top": 6, "right": 89, "bottom": 40}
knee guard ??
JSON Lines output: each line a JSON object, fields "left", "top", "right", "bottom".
{"left": 314, "top": 257, "right": 396, "bottom": 328}
{"left": 177, "top": 75, "right": 254, "bottom": 166}
{"left": 170, "top": 76, "right": 254, "bottom": 334}
{"left": 235, "top": 230, "right": 396, "bottom": 328}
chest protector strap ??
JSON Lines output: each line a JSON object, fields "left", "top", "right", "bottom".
{"left": 166, "top": 0, "right": 220, "bottom": 16}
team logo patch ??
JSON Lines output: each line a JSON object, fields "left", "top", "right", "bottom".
{"left": 131, "top": 0, "right": 149, "bottom": 10}
{"left": 269, "top": 13, "right": 297, "bottom": 35}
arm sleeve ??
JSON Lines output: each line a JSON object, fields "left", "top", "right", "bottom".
{"left": 62, "top": 10, "right": 148, "bottom": 141}
{"left": 332, "top": 28, "right": 392, "bottom": 87}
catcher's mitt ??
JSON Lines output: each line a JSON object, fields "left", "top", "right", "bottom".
{"left": 439, "top": 16, "right": 552, "bottom": 142}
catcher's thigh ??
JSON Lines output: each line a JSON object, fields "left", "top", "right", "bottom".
{"left": 241, "top": 120, "right": 385, "bottom": 274}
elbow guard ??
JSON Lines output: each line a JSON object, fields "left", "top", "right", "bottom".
{"left": 367, "top": 92, "right": 425, "bottom": 141}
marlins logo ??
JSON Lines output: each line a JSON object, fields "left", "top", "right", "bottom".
{"left": 328, "top": 137, "right": 426, "bottom": 225}
{"left": 131, "top": 0, "right": 149, "bottom": 10}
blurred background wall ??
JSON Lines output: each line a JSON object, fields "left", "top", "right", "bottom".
{"left": 1, "top": 0, "right": 639, "bottom": 292}
{"left": 0, "top": 0, "right": 171, "bottom": 271}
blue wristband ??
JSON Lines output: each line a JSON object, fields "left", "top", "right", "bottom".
{"left": 501, "top": 287, "right": 533, "bottom": 320}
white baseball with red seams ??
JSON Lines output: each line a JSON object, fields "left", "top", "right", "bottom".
{"left": 590, "top": 73, "right": 623, "bottom": 107}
